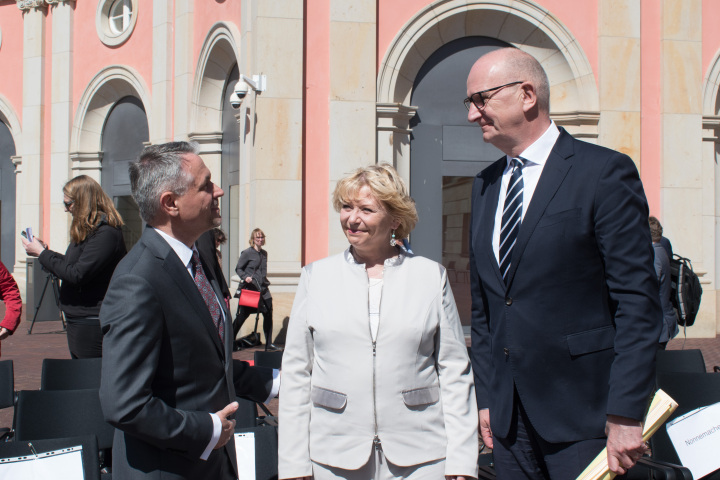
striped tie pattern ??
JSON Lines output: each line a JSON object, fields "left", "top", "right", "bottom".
{"left": 191, "top": 250, "right": 224, "bottom": 340}
{"left": 499, "top": 157, "right": 525, "bottom": 283}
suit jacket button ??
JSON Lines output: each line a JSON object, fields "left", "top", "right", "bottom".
{"left": 504, "top": 348, "right": 510, "bottom": 356}
{"left": 505, "top": 297, "right": 512, "bottom": 306}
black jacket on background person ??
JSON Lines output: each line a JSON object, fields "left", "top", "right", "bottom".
{"left": 235, "top": 247, "right": 271, "bottom": 300}
{"left": 38, "top": 221, "right": 126, "bottom": 318}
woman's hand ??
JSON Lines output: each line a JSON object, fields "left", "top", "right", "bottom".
{"left": 22, "top": 237, "right": 46, "bottom": 257}
{"left": 245, "top": 276, "right": 253, "bottom": 284}
{"left": 0, "top": 327, "right": 9, "bottom": 340}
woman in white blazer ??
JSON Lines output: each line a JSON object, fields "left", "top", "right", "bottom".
{"left": 279, "top": 164, "right": 478, "bottom": 480}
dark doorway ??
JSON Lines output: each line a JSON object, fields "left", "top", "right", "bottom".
{"left": 410, "top": 37, "right": 509, "bottom": 326}
{"left": 101, "top": 96, "right": 149, "bottom": 251}
{"left": 0, "top": 120, "right": 16, "bottom": 270}
{"left": 221, "top": 64, "right": 240, "bottom": 281}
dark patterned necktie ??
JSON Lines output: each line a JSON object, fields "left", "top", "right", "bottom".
{"left": 499, "top": 157, "right": 525, "bottom": 283}
{"left": 191, "top": 250, "right": 224, "bottom": 340}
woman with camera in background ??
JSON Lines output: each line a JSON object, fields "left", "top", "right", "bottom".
{"left": 23, "top": 175, "right": 126, "bottom": 358}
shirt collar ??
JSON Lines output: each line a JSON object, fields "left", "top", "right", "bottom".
{"left": 154, "top": 228, "right": 195, "bottom": 268}
{"left": 506, "top": 121, "right": 560, "bottom": 168}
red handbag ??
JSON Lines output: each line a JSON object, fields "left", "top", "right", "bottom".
{"left": 237, "top": 288, "right": 260, "bottom": 308}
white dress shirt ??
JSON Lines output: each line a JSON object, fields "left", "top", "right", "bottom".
{"left": 492, "top": 122, "right": 560, "bottom": 264}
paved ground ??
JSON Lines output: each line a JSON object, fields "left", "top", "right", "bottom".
{"left": 1, "top": 304, "right": 719, "bottom": 431}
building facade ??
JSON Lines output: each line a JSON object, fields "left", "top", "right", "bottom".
{"left": 1, "top": 0, "right": 719, "bottom": 338}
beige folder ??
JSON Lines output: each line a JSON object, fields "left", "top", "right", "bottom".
{"left": 576, "top": 389, "right": 679, "bottom": 480}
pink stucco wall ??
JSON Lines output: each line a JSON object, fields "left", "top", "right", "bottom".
{"left": 377, "top": 0, "right": 599, "bottom": 86}
{"left": 192, "top": 0, "right": 242, "bottom": 68}
{"left": 703, "top": 0, "right": 720, "bottom": 94}
{"left": 72, "top": 1, "right": 154, "bottom": 116}
{"left": 0, "top": 3, "right": 24, "bottom": 125}
{"left": 304, "top": 0, "right": 331, "bottom": 265}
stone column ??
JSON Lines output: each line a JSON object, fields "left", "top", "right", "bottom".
{"left": 598, "top": 0, "right": 641, "bottom": 164}
{"left": 151, "top": 0, "right": 173, "bottom": 143}
{"left": 47, "top": 0, "right": 74, "bottom": 248}
{"left": 328, "top": 0, "right": 377, "bottom": 254}
{"left": 173, "top": 0, "right": 193, "bottom": 140}
{"left": 660, "top": 0, "right": 709, "bottom": 336}
{"left": 235, "top": 0, "right": 304, "bottom": 341}
{"left": 15, "top": 0, "right": 47, "bottom": 291}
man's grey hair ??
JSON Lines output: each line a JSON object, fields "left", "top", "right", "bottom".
{"left": 129, "top": 141, "right": 199, "bottom": 224}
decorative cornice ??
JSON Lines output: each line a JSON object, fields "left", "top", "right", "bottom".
{"left": 376, "top": 103, "right": 418, "bottom": 134}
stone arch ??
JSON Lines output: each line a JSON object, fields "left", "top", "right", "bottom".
{"left": 377, "top": 0, "right": 599, "bottom": 173}
{"left": 190, "top": 22, "right": 241, "bottom": 137}
{"left": 378, "top": 0, "right": 597, "bottom": 111}
{"left": 70, "top": 65, "right": 150, "bottom": 178}
{"left": 0, "top": 95, "right": 22, "bottom": 157}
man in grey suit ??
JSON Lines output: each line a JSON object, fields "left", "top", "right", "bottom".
{"left": 100, "top": 142, "right": 277, "bottom": 479}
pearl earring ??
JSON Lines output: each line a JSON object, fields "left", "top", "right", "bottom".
{"left": 390, "top": 230, "right": 397, "bottom": 247}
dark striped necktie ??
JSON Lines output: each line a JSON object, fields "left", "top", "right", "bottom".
{"left": 499, "top": 157, "right": 525, "bottom": 283}
{"left": 191, "top": 250, "right": 224, "bottom": 340}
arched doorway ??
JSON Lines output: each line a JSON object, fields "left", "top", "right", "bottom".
{"left": 410, "top": 37, "right": 509, "bottom": 326}
{"left": 0, "top": 120, "right": 16, "bottom": 269}
{"left": 101, "top": 96, "right": 149, "bottom": 250}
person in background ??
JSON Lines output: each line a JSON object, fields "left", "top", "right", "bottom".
{"left": 22, "top": 175, "right": 126, "bottom": 359}
{"left": 279, "top": 164, "right": 478, "bottom": 480}
{"left": 650, "top": 216, "right": 679, "bottom": 348}
{"left": 233, "top": 228, "right": 279, "bottom": 351}
{"left": 0, "top": 260, "right": 22, "bottom": 357}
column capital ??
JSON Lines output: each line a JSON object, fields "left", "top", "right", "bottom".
{"left": 45, "top": 0, "right": 74, "bottom": 4}
{"left": 16, "top": 0, "right": 47, "bottom": 10}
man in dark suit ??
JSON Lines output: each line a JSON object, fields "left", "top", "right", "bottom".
{"left": 100, "top": 142, "right": 277, "bottom": 479}
{"left": 466, "top": 48, "right": 661, "bottom": 479}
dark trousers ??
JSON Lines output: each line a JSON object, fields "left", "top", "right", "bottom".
{"left": 65, "top": 318, "right": 103, "bottom": 359}
{"left": 491, "top": 390, "right": 606, "bottom": 480}
{"left": 233, "top": 297, "right": 273, "bottom": 345}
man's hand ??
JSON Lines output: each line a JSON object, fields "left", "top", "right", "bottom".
{"left": 479, "top": 408, "right": 493, "bottom": 449}
{"left": 213, "top": 402, "right": 239, "bottom": 450}
{"left": 605, "top": 414, "right": 647, "bottom": 475}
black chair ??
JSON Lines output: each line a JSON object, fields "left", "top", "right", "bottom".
{"left": 656, "top": 349, "right": 706, "bottom": 375}
{"left": 14, "top": 388, "right": 115, "bottom": 474}
{"left": 254, "top": 350, "right": 283, "bottom": 370}
{"left": 0, "top": 360, "right": 14, "bottom": 440}
{"left": 0, "top": 434, "right": 100, "bottom": 480}
{"left": 233, "top": 425, "right": 278, "bottom": 480}
{"left": 40, "top": 357, "right": 103, "bottom": 390}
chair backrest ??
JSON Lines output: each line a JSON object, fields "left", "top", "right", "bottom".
{"left": 0, "top": 359, "right": 14, "bottom": 409}
{"left": 14, "top": 389, "right": 115, "bottom": 451}
{"left": 41, "top": 358, "right": 102, "bottom": 391}
{"left": 656, "top": 349, "right": 706, "bottom": 375}
{"left": 0, "top": 434, "right": 100, "bottom": 480}
{"left": 234, "top": 426, "right": 278, "bottom": 480}
{"left": 254, "top": 351, "right": 283, "bottom": 370}
{"left": 653, "top": 372, "right": 720, "bottom": 477}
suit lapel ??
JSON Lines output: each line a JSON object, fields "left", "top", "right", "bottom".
{"left": 504, "top": 130, "right": 574, "bottom": 287}
{"left": 144, "top": 228, "right": 226, "bottom": 358}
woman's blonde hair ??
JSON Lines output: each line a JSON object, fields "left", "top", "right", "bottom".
{"left": 63, "top": 175, "right": 124, "bottom": 244}
{"left": 248, "top": 228, "right": 266, "bottom": 246}
{"left": 332, "top": 163, "right": 417, "bottom": 239}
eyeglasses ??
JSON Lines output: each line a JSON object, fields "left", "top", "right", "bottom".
{"left": 63, "top": 200, "right": 74, "bottom": 210}
{"left": 463, "top": 81, "right": 524, "bottom": 111}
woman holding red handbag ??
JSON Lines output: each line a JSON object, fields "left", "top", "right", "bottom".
{"left": 233, "top": 228, "right": 279, "bottom": 351}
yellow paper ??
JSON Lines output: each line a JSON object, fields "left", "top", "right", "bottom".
{"left": 575, "top": 389, "right": 679, "bottom": 480}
